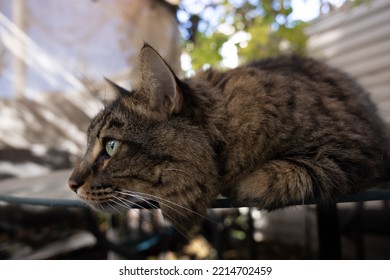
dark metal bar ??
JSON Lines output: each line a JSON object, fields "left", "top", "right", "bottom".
{"left": 0, "top": 186, "right": 389, "bottom": 209}
{"left": 316, "top": 203, "right": 341, "bottom": 259}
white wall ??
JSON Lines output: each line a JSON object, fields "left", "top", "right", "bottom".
{"left": 306, "top": 0, "right": 390, "bottom": 123}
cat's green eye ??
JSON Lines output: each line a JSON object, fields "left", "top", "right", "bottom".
{"left": 105, "top": 139, "right": 120, "bottom": 157}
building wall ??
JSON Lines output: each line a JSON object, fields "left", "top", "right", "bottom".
{"left": 306, "top": 0, "right": 390, "bottom": 123}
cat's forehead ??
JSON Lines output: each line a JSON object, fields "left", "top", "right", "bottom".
{"left": 87, "top": 97, "right": 154, "bottom": 139}
{"left": 87, "top": 100, "right": 123, "bottom": 137}
{"left": 87, "top": 110, "right": 105, "bottom": 137}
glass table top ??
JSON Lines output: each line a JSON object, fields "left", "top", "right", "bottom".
{"left": 0, "top": 169, "right": 86, "bottom": 208}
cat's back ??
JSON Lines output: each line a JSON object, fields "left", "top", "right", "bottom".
{"left": 196, "top": 55, "right": 389, "bottom": 185}
{"left": 202, "top": 55, "right": 386, "bottom": 141}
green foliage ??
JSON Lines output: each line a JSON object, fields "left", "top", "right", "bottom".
{"left": 186, "top": 31, "right": 227, "bottom": 70}
{"left": 179, "top": 0, "right": 308, "bottom": 70}
{"left": 239, "top": 16, "right": 308, "bottom": 62}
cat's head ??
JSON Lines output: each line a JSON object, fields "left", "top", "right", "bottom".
{"left": 68, "top": 44, "right": 219, "bottom": 225}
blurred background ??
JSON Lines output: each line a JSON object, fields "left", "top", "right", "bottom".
{"left": 0, "top": 0, "right": 389, "bottom": 259}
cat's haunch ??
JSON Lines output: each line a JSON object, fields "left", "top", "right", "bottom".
{"left": 69, "top": 44, "right": 390, "bottom": 225}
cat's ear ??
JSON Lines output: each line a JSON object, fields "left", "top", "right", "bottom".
{"left": 104, "top": 78, "right": 132, "bottom": 98}
{"left": 139, "top": 44, "right": 182, "bottom": 117}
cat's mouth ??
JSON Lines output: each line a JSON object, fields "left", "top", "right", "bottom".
{"left": 75, "top": 184, "right": 114, "bottom": 205}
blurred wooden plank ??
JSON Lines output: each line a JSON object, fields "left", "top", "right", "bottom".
{"left": 359, "top": 69, "right": 390, "bottom": 89}
{"left": 307, "top": 1, "right": 390, "bottom": 125}
{"left": 306, "top": 0, "right": 389, "bottom": 36}
{"left": 309, "top": 23, "right": 390, "bottom": 59}
{"left": 339, "top": 52, "right": 390, "bottom": 79}
{"left": 326, "top": 38, "right": 390, "bottom": 73}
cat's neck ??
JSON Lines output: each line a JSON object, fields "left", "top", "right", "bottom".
{"left": 179, "top": 71, "right": 228, "bottom": 171}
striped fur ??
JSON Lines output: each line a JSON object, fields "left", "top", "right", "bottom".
{"left": 69, "top": 45, "right": 390, "bottom": 224}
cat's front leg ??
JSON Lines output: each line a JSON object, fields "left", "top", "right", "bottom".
{"left": 233, "top": 159, "right": 316, "bottom": 210}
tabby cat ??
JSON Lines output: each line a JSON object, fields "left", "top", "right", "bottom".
{"left": 68, "top": 44, "right": 390, "bottom": 226}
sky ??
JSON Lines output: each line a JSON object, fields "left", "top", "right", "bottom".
{"left": 291, "top": 0, "right": 322, "bottom": 21}
{"left": 290, "top": 0, "right": 345, "bottom": 21}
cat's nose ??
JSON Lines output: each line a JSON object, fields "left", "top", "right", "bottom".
{"left": 68, "top": 177, "right": 84, "bottom": 193}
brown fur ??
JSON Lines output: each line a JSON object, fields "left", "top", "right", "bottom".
{"left": 69, "top": 44, "right": 390, "bottom": 225}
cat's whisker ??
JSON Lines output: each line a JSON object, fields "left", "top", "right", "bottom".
{"left": 110, "top": 196, "right": 164, "bottom": 232}
{"left": 116, "top": 189, "right": 216, "bottom": 224}
{"left": 114, "top": 194, "right": 167, "bottom": 229}
{"left": 115, "top": 195, "right": 180, "bottom": 235}
{"left": 115, "top": 193, "right": 216, "bottom": 258}
{"left": 89, "top": 200, "right": 103, "bottom": 212}
{"left": 107, "top": 198, "right": 132, "bottom": 220}
{"left": 100, "top": 198, "right": 188, "bottom": 256}
{"left": 114, "top": 195, "right": 151, "bottom": 211}
{"left": 78, "top": 72, "right": 106, "bottom": 111}
{"left": 116, "top": 189, "right": 202, "bottom": 218}
{"left": 115, "top": 190, "right": 193, "bottom": 225}
{"left": 115, "top": 193, "right": 195, "bottom": 243}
